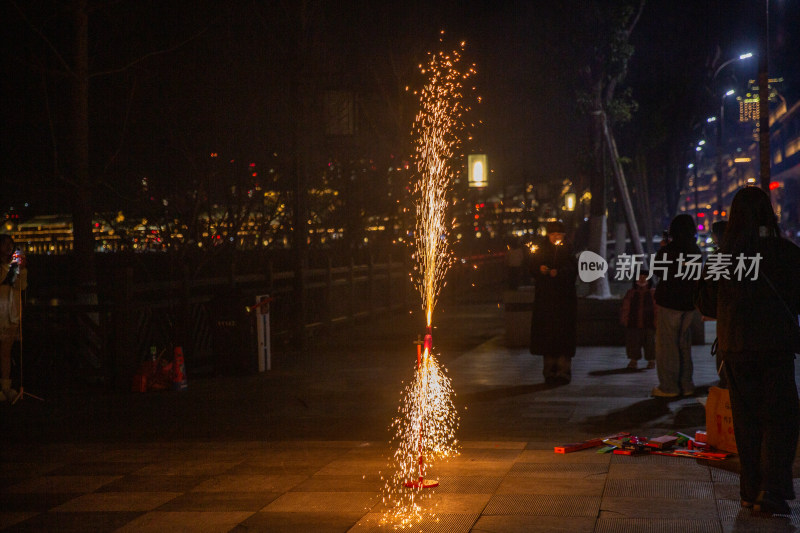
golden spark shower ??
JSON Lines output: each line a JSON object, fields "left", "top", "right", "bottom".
{"left": 380, "top": 35, "right": 475, "bottom": 528}
{"left": 413, "top": 41, "right": 474, "bottom": 327}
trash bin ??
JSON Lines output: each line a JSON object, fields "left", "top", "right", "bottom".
{"left": 210, "top": 293, "right": 257, "bottom": 374}
{"left": 504, "top": 286, "right": 535, "bottom": 347}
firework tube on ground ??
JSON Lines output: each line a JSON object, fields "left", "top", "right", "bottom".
{"left": 382, "top": 38, "right": 470, "bottom": 525}
{"left": 403, "top": 342, "right": 440, "bottom": 489}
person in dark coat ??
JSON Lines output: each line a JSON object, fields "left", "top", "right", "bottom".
{"left": 652, "top": 213, "right": 701, "bottom": 397}
{"left": 697, "top": 186, "right": 800, "bottom": 515}
{"left": 529, "top": 220, "right": 577, "bottom": 385}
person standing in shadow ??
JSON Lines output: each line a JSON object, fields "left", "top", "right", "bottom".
{"left": 697, "top": 186, "right": 800, "bottom": 515}
{"left": 652, "top": 214, "right": 701, "bottom": 398}
{"left": 529, "top": 221, "right": 577, "bottom": 385}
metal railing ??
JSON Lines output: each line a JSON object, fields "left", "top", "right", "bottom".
{"left": 19, "top": 252, "right": 505, "bottom": 389}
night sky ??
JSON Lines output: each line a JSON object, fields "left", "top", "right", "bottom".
{"left": 2, "top": 1, "right": 799, "bottom": 213}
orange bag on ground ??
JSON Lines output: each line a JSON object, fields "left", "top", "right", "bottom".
{"left": 705, "top": 386, "right": 737, "bottom": 453}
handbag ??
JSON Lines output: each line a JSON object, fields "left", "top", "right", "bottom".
{"left": 705, "top": 386, "right": 737, "bottom": 453}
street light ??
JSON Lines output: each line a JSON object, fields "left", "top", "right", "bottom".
{"left": 693, "top": 142, "right": 706, "bottom": 222}
{"left": 713, "top": 52, "right": 755, "bottom": 80}
{"left": 711, "top": 52, "right": 753, "bottom": 217}
{"left": 715, "top": 89, "right": 736, "bottom": 220}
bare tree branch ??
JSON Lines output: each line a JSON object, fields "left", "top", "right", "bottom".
{"left": 623, "top": 0, "right": 646, "bottom": 38}
{"left": 9, "top": 0, "right": 75, "bottom": 77}
{"left": 102, "top": 78, "right": 137, "bottom": 176}
{"left": 89, "top": 25, "right": 210, "bottom": 78}
{"left": 41, "top": 67, "right": 61, "bottom": 179}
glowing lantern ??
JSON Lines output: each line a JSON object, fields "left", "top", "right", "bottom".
{"left": 468, "top": 154, "right": 488, "bottom": 188}
{"left": 564, "top": 193, "right": 576, "bottom": 211}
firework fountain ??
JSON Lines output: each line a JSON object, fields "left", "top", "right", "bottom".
{"left": 380, "top": 36, "right": 475, "bottom": 528}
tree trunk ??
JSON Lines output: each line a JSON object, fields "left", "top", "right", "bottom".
{"left": 602, "top": 115, "right": 643, "bottom": 257}
{"left": 586, "top": 108, "right": 612, "bottom": 299}
{"left": 635, "top": 154, "right": 655, "bottom": 255}
{"left": 614, "top": 221, "right": 627, "bottom": 261}
{"left": 72, "top": 0, "right": 96, "bottom": 289}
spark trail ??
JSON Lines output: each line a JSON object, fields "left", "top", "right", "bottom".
{"left": 380, "top": 36, "right": 474, "bottom": 528}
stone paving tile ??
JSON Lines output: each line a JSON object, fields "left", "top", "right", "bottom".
{"left": 0, "top": 512, "right": 39, "bottom": 530}
{"left": 96, "top": 448, "right": 168, "bottom": 463}
{"left": 430, "top": 460, "right": 515, "bottom": 477}
{"left": 191, "top": 474, "right": 308, "bottom": 493}
{"left": 713, "top": 482, "right": 741, "bottom": 501}
{"left": 133, "top": 460, "right": 240, "bottom": 476}
{"left": 712, "top": 468, "right": 740, "bottom": 483}
{"left": 231, "top": 511, "right": 364, "bottom": 533}
{"left": 96, "top": 474, "right": 206, "bottom": 493}
{"left": 598, "top": 496, "right": 718, "bottom": 519}
{"left": 349, "top": 512, "right": 480, "bottom": 533}
{"left": 471, "top": 515, "right": 595, "bottom": 533}
{"left": 239, "top": 448, "right": 348, "bottom": 466}
{"left": 224, "top": 463, "right": 323, "bottom": 476}
{"left": 607, "top": 462, "right": 711, "bottom": 481}
{"left": 524, "top": 441, "right": 559, "bottom": 450}
{"left": 425, "top": 475, "right": 504, "bottom": 494}
{"left": 175, "top": 450, "right": 250, "bottom": 462}
{"left": 51, "top": 491, "right": 181, "bottom": 512}
{"left": 595, "top": 518, "right": 722, "bottom": 533}
{"left": 0, "top": 477, "right": 28, "bottom": 491}
{"left": 315, "top": 459, "right": 391, "bottom": 476}
{"left": 507, "top": 462, "right": 609, "bottom": 477}
{"left": 269, "top": 440, "right": 365, "bottom": 449}
{"left": 36, "top": 444, "right": 116, "bottom": 464}
{"left": 263, "top": 491, "right": 379, "bottom": 514}
{"left": 517, "top": 449, "right": 613, "bottom": 463}
{"left": 47, "top": 462, "right": 146, "bottom": 476}
{"left": 496, "top": 476, "right": 605, "bottom": 496}
{"left": 419, "top": 493, "right": 491, "bottom": 514}
{"left": 459, "top": 441, "right": 526, "bottom": 450}
{"left": 449, "top": 448, "right": 522, "bottom": 462}
{"left": 113, "top": 511, "right": 255, "bottom": 533}
{"left": 717, "top": 497, "right": 800, "bottom": 528}
{"left": 602, "top": 479, "right": 714, "bottom": 499}
{"left": 156, "top": 491, "right": 282, "bottom": 512}
{"left": 5, "top": 511, "right": 144, "bottom": 533}
{"left": 483, "top": 494, "right": 600, "bottom": 516}
{"left": 289, "top": 474, "right": 385, "bottom": 492}
{"left": 0, "top": 462, "right": 65, "bottom": 478}
{"left": 4, "top": 475, "right": 121, "bottom": 494}
{"left": 0, "top": 492, "right": 84, "bottom": 512}
{"left": 369, "top": 493, "right": 490, "bottom": 514}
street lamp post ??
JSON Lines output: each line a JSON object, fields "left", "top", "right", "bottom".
{"left": 758, "top": 1, "right": 770, "bottom": 192}
{"left": 715, "top": 89, "right": 735, "bottom": 221}
{"left": 710, "top": 52, "right": 752, "bottom": 221}
{"left": 692, "top": 141, "right": 705, "bottom": 224}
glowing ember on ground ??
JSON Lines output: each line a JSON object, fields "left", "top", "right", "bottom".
{"left": 380, "top": 35, "right": 474, "bottom": 528}
{"left": 380, "top": 351, "right": 459, "bottom": 527}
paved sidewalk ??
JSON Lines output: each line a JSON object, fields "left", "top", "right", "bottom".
{"left": 3, "top": 304, "right": 800, "bottom": 532}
